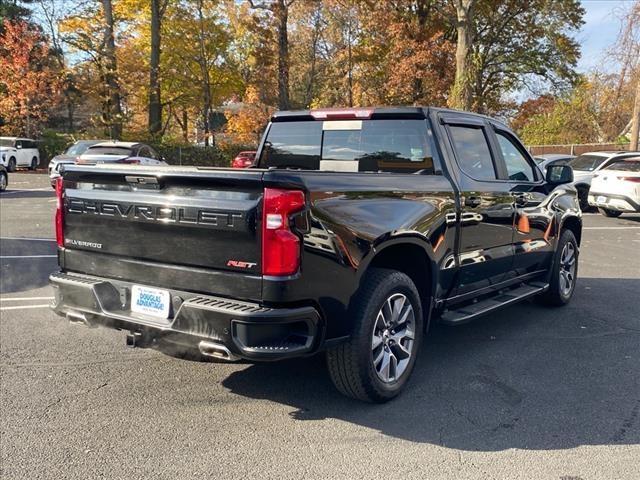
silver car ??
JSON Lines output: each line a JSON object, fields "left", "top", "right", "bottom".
{"left": 76, "top": 142, "right": 167, "bottom": 166}
{"left": 49, "top": 140, "right": 108, "bottom": 187}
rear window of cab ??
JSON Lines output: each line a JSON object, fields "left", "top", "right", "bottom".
{"left": 258, "top": 119, "right": 435, "bottom": 174}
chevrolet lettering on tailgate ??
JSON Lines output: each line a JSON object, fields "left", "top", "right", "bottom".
{"left": 67, "top": 198, "right": 243, "bottom": 229}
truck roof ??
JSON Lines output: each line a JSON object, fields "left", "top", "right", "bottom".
{"left": 271, "top": 106, "right": 509, "bottom": 128}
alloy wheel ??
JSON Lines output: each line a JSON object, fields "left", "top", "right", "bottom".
{"left": 559, "top": 242, "right": 576, "bottom": 296}
{"left": 371, "top": 293, "right": 415, "bottom": 383}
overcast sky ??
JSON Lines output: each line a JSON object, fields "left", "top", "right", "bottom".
{"left": 578, "top": 0, "right": 633, "bottom": 73}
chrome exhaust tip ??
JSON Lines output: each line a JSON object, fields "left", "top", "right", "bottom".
{"left": 66, "top": 310, "right": 92, "bottom": 327}
{"left": 198, "top": 341, "right": 239, "bottom": 362}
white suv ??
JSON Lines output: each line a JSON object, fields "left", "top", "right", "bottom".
{"left": 568, "top": 150, "right": 639, "bottom": 210}
{"left": 588, "top": 156, "right": 640, "bottom": 217}
{"left": 0, "top": 137, "right": 40, "bottom": 171}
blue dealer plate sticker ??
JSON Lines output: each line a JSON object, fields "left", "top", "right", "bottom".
{"left": 131, "top": 285, "right": 171, "bottom": 319}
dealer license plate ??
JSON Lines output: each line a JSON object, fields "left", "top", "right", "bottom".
{"left": 131, "top": 285, "right": 171, "bottom": 319}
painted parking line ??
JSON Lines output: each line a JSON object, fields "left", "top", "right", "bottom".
{"left": 2, "top": 188, "right": 51, "bottom": 192}
{"left": 583, "top": 227, "right": 640, "bottom": 230}
{"left": 0, "top": 304, "right": 51, "bottom": 311}
{"left": 0, "top": 255, "right": 57, "bottom": 259}
{"left": 0, "top": 237, "right": 55, "bottom": 242}
{"left": 0, "top": 297, "right": 54, "bottom": 302}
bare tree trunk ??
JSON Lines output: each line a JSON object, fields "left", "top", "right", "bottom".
{"left": 449, "top": 0, "right": 474, "bottom": 111}
{"left": 148, "top": 0, "right": 164, "bottom": 136}
{"left": 304, "top": 7, "right": 322, "bottom": 108}
{"left": 101, "top": 0, "right": 123, "bottom": 139}
{"left": 196, "top": 0, "right": 213, "bottom": 146}
{"left": 67, "top": 102, "right": 75, "bottom": 132}
{"left": 275, "top": 0, "right": 290, "bottom": 110}
{"left": 172, "top": 108, "right": 189, "bottom": 143}
{"left": 630, "top": 78, "right": 640, "bottom": 151}
{"left": 182, "top": 108, "right": 188, "bottom": 142}
{"left": 347, "top": 11, "right": 353, "bottom": 107}
{"left": 248, "top": 0, "right": 293, "bottom": 109}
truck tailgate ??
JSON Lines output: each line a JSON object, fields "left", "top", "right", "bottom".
{"left": 60, "top": 166, "right": 264, "bottom": 298}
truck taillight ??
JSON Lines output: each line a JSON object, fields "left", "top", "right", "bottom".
{"left": 55, "top": 177, "right": 65, "bottom": 247}
{"left": 262, "top": 188, "right": 305, "bottom": 276}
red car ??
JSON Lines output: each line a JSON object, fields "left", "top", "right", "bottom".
{"left": 231, "top": 151, "right": 256, "bottom": 168}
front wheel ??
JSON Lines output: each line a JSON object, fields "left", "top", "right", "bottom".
{"left": 598, "top": 208, "right": 622, "bottom": 218}
{"left": 538, "top": 229, "right": 578, "bottom": 306}
{"left": 8, "top": 157, "right": 16, "bottom": 172}
{"left": 326, "top": 268, "right": 423, "bottom": 403}
{"left": 0, "top": 172, "right": 7, "bottom": 192}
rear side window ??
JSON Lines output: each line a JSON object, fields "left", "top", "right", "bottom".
{"left": 259, "top": 119, "right": 434, "bottom": 173}
{"left": 448, "top": 125, "right": 496, "bottom": 180}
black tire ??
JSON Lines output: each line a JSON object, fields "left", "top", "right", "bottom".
{"left": 8, "top": 157, "right": 16, "bottom": 172}
{"left": 0, "top": 172, "right": 7, "bottom": 192}
{"left": 326, "top": 268, "right": 423, "bottom": 403}
{"left": 598, "top": 208, "right": 622, "bottom": 218}
{"left": 538, "top": 229, "right": 578, "bottom": 306}
{"left": 29, "top": 157, "right": 38, "bottom": 170}
{"left": 576, "top": 185, "right": 590, "bottom": 211}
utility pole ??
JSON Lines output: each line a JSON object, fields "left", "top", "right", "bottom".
{"left": 630, "top": 78, "right": 640, "bottom": 151}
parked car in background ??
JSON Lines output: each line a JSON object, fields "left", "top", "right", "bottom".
{"left": 588, "top": 156, "right": 640, "bottom": 217}
{"left": 567, "top": 151, "right": 639, "bottom": 210}
{"left": 231, "top": 150, "right": 256, "bottom": 168}
{"left": 534, "top": 153, "right": 575, "bottom": 176}
{"left": 0, "top": 137, "right": 40, "bottom": 171}
{"left": 76, "top": 142, "right": 167, "bottom": 166}
{"left": 0, "top": 164, "right": 8, "bottom": 192}
{"left": 49, "top": 140, "right": 108, "bottom": 187}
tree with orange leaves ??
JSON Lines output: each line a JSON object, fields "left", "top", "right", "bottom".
{"left": 0, "top": 20, "right": 61, "bottom": 136}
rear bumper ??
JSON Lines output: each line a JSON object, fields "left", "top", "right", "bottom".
{"left": 588, "top": 192, "right": 640, "bottom": 212}
{"left": 49, "top": 272, "right": 322, "bottom": 361}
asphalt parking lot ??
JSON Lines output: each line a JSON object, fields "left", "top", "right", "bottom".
{"left": 1, "top": 172, "right": 638, "bottom": 479}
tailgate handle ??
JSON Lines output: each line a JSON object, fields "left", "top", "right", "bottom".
{"left": 125, "top": 176, "right": 161, "bottom": 189}
{"left": 125, "top": 176, "right": 158, "bottom": 185}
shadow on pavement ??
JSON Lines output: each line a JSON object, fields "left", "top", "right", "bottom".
{"left": 0, "top": 190, "right": 55, "bottom": 199}
{"left": 0, "top": 238, "right": 56, "bottom": 293}
{"left": 223, "top": 277, "right": 640, "bottom": 451}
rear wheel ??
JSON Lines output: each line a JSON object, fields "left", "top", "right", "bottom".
{"left": 326, "top": 268, "right": 423, "bottom": 403}
{"left": 8, "top": 157, "right": 16, "bottom": 172}
{"left": 0, "top": 172, "right": 7, "bottom": 192}
{"left": 598, "top": 208, "right": 622, "bottom": 218}
{"left": 538, "top": 229, "right": 578, "bottom": 306}
{"left": 29, "top": 157, "right": 38, "bottom": 170}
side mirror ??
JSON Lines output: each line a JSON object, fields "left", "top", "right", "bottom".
{"left": 15, "top": 144, "right": 22, "bottom": 149}
{"left": 546, "top": 164, "right": 573, "bottom": 185}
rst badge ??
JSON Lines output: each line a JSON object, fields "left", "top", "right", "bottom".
{"left": 227, "top": 260, "right": 257, "bottom": 269}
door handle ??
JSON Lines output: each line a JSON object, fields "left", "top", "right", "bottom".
{"left": 464, "top": 196, "right": 482, "bottom": 208}
{"left": 514, "top": 194, "right": 528, "bottom": 207}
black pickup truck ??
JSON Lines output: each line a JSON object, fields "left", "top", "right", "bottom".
{"left": 50, "top": 107, "right": 581, "bottom": 402}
